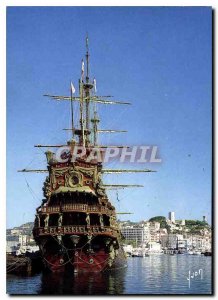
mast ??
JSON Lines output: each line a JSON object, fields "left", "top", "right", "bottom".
{"left": 92, "top": 78, "right": 99, "bottom": 145}
{"left": 92, "top": 109, "right": 100, "bottom": 146}
{"left": 79, "top": 77, "right": 85, "bottom": 146}
{"left": 84, "top": 35, "right": 93, "bottom": 146}
{"left": 85, "top": 35, "right": 89, "bottom": 84}
{"left": 85, "top": 35, "right": 90, "bottom": 134}
{"left": 70, "top": 81, "right": 74, "bottom": 138}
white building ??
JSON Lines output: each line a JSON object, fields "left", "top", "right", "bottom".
{"left": 121, "top": 225, "right": 144, "bottom": 246}
{"left": 121, "top": 222, "right": 160, "bottom": 246}
{"left": 203, "top": 216, "right": 207, "bottom": 222}
{"left": 19, "top": 234, "right": 30, "bottom": 246}
{"left": 181, "top": 219, "right": 186, "bottom": 226}
{"left": 168, "top": 212, "right": 175, "bottom": 223}
{"left": 147, "top": 242, "right": 162, "bottom": 252}
{"left": 168, "top": 234, "right": 177, "bottom": 249}
{"left": 142, "top": 225, "right": 150, "bottom": 244}
{"left": 6, "top": 235, "right": 20, "bottom": 253}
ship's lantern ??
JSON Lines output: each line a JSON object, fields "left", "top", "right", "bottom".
{"left": 70, "top": 235, "right": 80, "bottom": 247}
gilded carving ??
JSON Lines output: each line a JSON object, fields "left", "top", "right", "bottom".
{"left": 43, "top": 176, "right": 52, "bottom": 198}
{"left": 65, "top": 171, "right": 82, "bottom": 188}
{"left": 74, "top": 166, "right": 95, "bottom": 178}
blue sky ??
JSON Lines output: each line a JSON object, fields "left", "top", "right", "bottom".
{"left": 7, "top": 6, "right": 212, "bottom": 228}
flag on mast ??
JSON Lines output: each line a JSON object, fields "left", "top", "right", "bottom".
{"left": 86, "top": 35, "right": 89, "bottom": 50}
{"left": 71, "top": 82, "right": 75, "bottom": 94}
{"left": 93, "top": 78, "right": 97, "bottom": 93}
{"left": 81, "top": 59, "right": 85, "bottom": 79}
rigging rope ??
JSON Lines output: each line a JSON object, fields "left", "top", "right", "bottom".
{"left": 23, "top": 174, "right": 40, "bottom": 202}
{"left": 6, "top": 257, "right": 29, "bottom": 273}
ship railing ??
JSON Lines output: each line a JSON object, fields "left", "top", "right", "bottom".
{"left": 41, "top": 206, "right": 60, "bottom": 213}
{"left": 40, "top": 204, "right": 113, "bottom": 215}
{"left": 35, "top": 225, "right": 118, "bottom": 237}
{"left": 62, "top": 204, "right": 88, "bottom": 212}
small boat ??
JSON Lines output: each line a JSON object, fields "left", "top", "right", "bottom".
{"left": 131, "top": 249, "right": 143, "bottom": 257}
{"left": 132, "top": 253, "right": 143, "bottom": 257}
{"left": 193, "top": 251, "right": 201, "bottom": 255}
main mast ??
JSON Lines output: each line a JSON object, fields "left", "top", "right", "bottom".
{"left": 76, "top": 35, "right": 95, "bottom": 147}
{"left": 84, "top": 35, "right": 91, "bottom": 146}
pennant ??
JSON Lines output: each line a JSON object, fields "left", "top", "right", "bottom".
{"left": 93, "top": 78, "right": 97, "bottom": 93}
{"left": 81, "top": 59, "right": 85, "bottom": 79}
{"left": 71, "top": 82, "right": 75, "bottom": 94}
{"left": 86, "top": 36, "right": 89, "bottom": 49}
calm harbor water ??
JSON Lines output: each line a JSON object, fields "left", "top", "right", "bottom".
{"left": 7, "top": 255, "right": 212, "bottom": 295}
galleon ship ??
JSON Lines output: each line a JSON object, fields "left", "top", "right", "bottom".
{"left": 19, "top": 37, "right": 154, "bottom": 273}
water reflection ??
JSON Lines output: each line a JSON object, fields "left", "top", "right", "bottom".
{"left": 39, "top": 267, "right": 127, "bottom": 295}
{"left": 125, "top": 255, "right": 212, "bottom": 294}
{"left": 7, "top": 256, "right": 212, "bottom": 295}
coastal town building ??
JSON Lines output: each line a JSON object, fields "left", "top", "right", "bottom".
{"left": 120, "top": 224, "right": 148, "bottom": 246}
{"left": 203, "top": 216, "right": 207, "bottom": 222}
{"left": 168, "top": 211, "right": 175, "bottom": 223}
{"left": 120, "top": 221, "right": 161, "bottom": 246}
{"left": 19, "top": 234, "right": 30, "bottom": 246}
{"left": 6, "top": 235, "right": 20, "bottom": 254}
{"left": 147, "top": 241, "right": 162, "bottom": 252}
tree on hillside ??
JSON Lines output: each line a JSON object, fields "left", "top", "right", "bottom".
{"left": 185, "top": 220, "right": 209, "bottom": 227}
{"left": 149, "top": 216, "right": 166, "bottom": 223}
{"left": 149, "top": 216, "right": 167, "bottom": 229}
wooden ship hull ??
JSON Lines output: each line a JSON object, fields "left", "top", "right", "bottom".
{"left": 33, "top": 185, "right": 126, "bottom": 272}
{"left": 20, "top": 37, "right": 154, "bottom": 273}
{"left": 33, "top": 159, "right": 127, "bottom": 273}
{"left": 36, "top": 237, "right": 126, "bottom": 273}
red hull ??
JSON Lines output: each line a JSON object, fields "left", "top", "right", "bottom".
{"left": 42, "top": 247, "right": 126, "bottom": 273}
{"left": 44, "top": 251, "right": 109, "bottom": 273}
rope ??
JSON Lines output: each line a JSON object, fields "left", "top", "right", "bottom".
{"left": 43, "top": 256, "right": 74, "bottom": 267}
{"left": 6, "top": 258, "right": 23, "bottom": 270}
{"left": 6, "top": 258, "right": 29, "bottom": 273}
{"left": 23, "top": 174, "right": 40, "bottom": 202}
{"left": 7, "top": 257, "right": 28, "bottom": 268}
